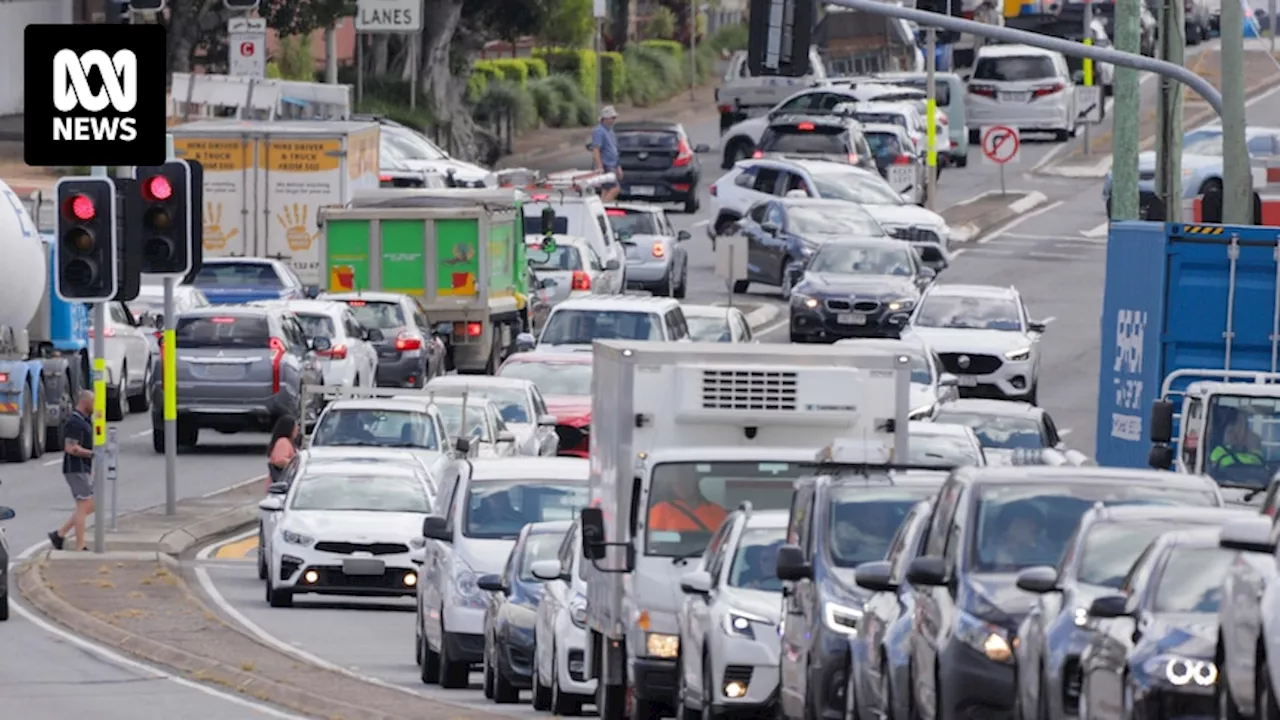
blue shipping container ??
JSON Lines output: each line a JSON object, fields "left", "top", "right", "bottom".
{"left": 1096, "top": 221, "right": 1280, "bottom": 468}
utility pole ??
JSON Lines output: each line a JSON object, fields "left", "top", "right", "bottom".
{"left": 325, "top": 26, "right": 338, "bottom": 83}
{"left": 1082, "top": 0, "right": 1092, "bottom": 156}
{"left": 1155, "top": 0, "right": 1185, "bottom": 221}
{"left": 1221, "top": 0, "right": 1253, "bottom": 223}
{"left": 1110, "top": 0, "right": 1142, "bottom": 221}
{"left": 690, "top": 0, "right": 698, "bottom": 101}
{"left": 926, "top": 28, "right": 938, "bottom": 211}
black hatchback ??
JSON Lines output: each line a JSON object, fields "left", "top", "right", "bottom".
{"left": 755, "top": 114, "right": 879, "bottom": 176}
{"left": 614, "top": 122, "right": 709, "bottom": 213}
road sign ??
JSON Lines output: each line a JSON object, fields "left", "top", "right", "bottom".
{"left": 981, "top": 126, "right": 1021, "bottom": 165}
{"left": 106, "top": 426, "right": 118, "bottom": 482}
{"left": 228, "top": 17, "right": 266, "bottom": 78}
{"left": 1076, "top": 85, "right": 1103, "bottom": 124}
{"left": 356, "top": 0, "right": 423, "bottom": 33}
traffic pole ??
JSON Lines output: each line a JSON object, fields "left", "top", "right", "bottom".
{"left": 926, "top": 28, "right": 938, "bottom": 211}
{"left": 1112, "top": 0, "right": 1142, "bottom": 221}
{"left": 164, "top": 134, "right": 178, "bottom": 515}
{"left": 90, "top": 166, "right": 108, "bottom": 553}
{"left": 1082, "top": 0, "right": 1093, "bottom": 156}
{"left": 1221, "top": 0, "right": 1253, "bottom": 223}
{"left": 1156, "top": 0, "right": 1186, "bottom": 222}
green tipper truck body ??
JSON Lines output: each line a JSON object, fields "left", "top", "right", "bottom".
{"left": 319, "top": 189, "right": 528, "bottom": 373}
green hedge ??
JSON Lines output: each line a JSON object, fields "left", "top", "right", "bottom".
{"left": 534, "top": 47, "right": 598, "bottom": 101}
{"left": 708, "top": 22, "right": 749, "bottom": 52}
{"left": 639, "top": 39, "right": 684, "bottom": 63}
{"left": 622, "top": 45, "right": 684, "bottom": 107}
{"left": 487, "top": 59, "right": 530, "bottom": 86}
{"left": 523, "top": 57, "right": 549, "bottom": 79}
{"left": 599, "top": 51, "right": 625, "bottom": 103}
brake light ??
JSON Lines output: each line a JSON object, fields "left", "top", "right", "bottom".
{"left": 1268, "top": 504, "right": 1277, "bottom": 517}
{"left": 1032, "top": 82, "right": 1065, "bottom": 98}
{"left": 652, "top": 243, "right": 666, "bottom": 259}
{"left": 396, "top": 332, "right": 423, "bottom": 351}
{"left": 269, "top": 337, "right": 285, "bottom": 393}
{"left": 710, "top": 183, "right": 717, "bottom": 196}
{"left": 968, "top": 84, "right": 997, "bottom": 98}
{"left": 346, "top": 300, "right": 366, "bottom": 307}
{"left": 319, "top": 343, "right": 347, "bottom": 360}
{"left": 154, "top": 330, "right": 162, "bottom": 343}
{"left": 893, "top": 154, "right": 913, "bottom": 165}
{"left": 797, "top": 122, "right": 815, "bottom": 131}
{"left": 0, "top": 373, "right": 8, "bottom": 383}
{"left": 848, "top": 153, "right": 860, "bottom": 165}
{"left": 379, "top": 174, "right": 392, "bottom": 183}
{"left": 751, "top": 150, "right": 763, "bottom": 158}
{"left": 211, "top": 317, "right": 237, "bottom": 323}
{"left": 717, "top": 103, "right": 733, "bottom": 113}
{"left": 606, "top": 209, "right": 627, "bottom": 217}
{"left": 88, "top": 327, "right": 116, "bottom": 338}
{"left": 572, "top": 271, "right": 592, "bottom": 291}
{"left": 467, "top": 322, "right": 483, "bottom": 337}
{"left": 531, "top": 193, "right": 549, "bottom": 201}
{"left": 673, "top": 138, "right": 694, "bottom": 167}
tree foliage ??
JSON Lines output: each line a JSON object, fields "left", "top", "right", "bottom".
{"left": 542, "top": 0, "right": 595, "bottom": 48}
{"left": 465, "top": 0, "right": 558, "bottom": 43}
{"left": 259, "top": 0, "right": 355, "bottom": 37}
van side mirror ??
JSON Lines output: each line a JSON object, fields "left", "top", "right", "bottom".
{"left": 605, "top": 259, "right": 621, "bottom": 271}
{"left": 1148, "top": 444, "right": 1174, "bottom": 471}
{"left": 1087, "top": 594, "right": 1130, "bottom": 619}
{"left": 905, "top": 556, "right": 947, "bottom": 586}
{"left": 854, "top": 560, "right": 897, "bottom": 592}
{"left": 1149, "top": 400, "right": 1174, "bottom": 443}
{"left": 530, "top": 560, "right": 565, "bottom": 581}
{"left": 258, "top": 496, "right": 284, "bottom": 512}
{"left": 421, "top": 515, "right": 452, "bottom": 542}
{"left": 680, "top": 570, "right": 713, "bottom": 594}
{"left": 1015, "top": 565, "right": 1060, "bottom": 594}
{"left": 1219, "top": 517, "right": 1278, "bottom": 554}
{"left": 477, "top": 573, "right": 507, "bottom": 594}
{"left": 580, "top": 506, "right": 607, "bottom": 561}
{"left": 1027, "top": 320, "right": 1047, "bottom": 334}
{"left": 0, "top": 506, "right": 16, "bottom": 521}
{"left": 775, "top": 544, "right": 811, "bottom": 581}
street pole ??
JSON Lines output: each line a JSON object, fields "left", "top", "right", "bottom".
{"left": 90, "top": 166, "right": 108, "bottom": 553}
{"left": 409, "top": 35, "right": 418, "bottom": 111}
{"left": 325, "top": 26, "right": 338, "bottom": 84}
{"left": 164, "top": 134, "right": 177, "bottom": 515}
{"left": 1111, "top": 0, "right": 1141, "bottom": 221}
{"left": 594, "top": 19, "right": 603, "bottom": 120}
{"left": 1082, "top": 0, "right": 1093, "bottom": 156}
{"left": 1221, "top": 0, "right": 1253, "bottom": 223}
{"left": 690, "top": 1, "right": 698, "bottom": 101}
{"left": 926, "top": 28, "right": 938, "bottom": 211}
{"left": 356, "top": 33, "right": 364, "bottom": 105}
{"left": 1156, "top": 0, "right": 1185, "bottom": 221}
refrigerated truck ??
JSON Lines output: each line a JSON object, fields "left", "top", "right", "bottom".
{"left": 316, "top": 189, "right": 528, "bottom": 374}
{"left": 1097, "top": 221, "right": 1280, "bottom": 504}
{"left": 169, "top": 119, "right": 382, "bottom": 286}
{"left": 579, "top": 341, "right": 912, "bottom": 720}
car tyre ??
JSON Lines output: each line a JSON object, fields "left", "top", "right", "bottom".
{"left": 1053, "top": 129, "right": 1070, "bottom": 142}
{"left": 256, "top": 529, "right": 267, "bottom": 580}
{"left": 1259, "top": 652, "right": 1280, "bottom": 720}
{"left": 128, "top": 364, "right": 151, "bottom": 413}
{"left": 29, "top": 395, "right": 44, "bottom": 459}
{"left": 482, "top": 650, "right": 495, "bottom": 698}
{"left": 722, "top": 138, "right": 754, "bottom": 169}
{"left": 178, "top": 423, "right": 199, "bottom": 449}
{"left": 677, "top": 656, "right": 700, "bottom": 720}
{"left": 533, "top": 656, "right": 553, "bottom": 711}
{"left": 955, "top": 155, "right": 968, "bottom": 168}
{"left": 265, "top": 573, "right": 292, "bottom": 608}
{"left": 674, "top": 263, "right": 688, "bottom": 299}
{"left": 2, "top": 392, "right": 33, "bottom": 462}
{"left": 552, "top": 643, "right": 584, "bottom": 716}
{"left": 684, "top": 194, "right": 700, "bottom": 214}
{"left": 107, "top": 369, "right": 127, "bottom": 421}
{"left": 419, "top": 620, "right": 440, "bottom": 683}
{"left": 655, "top": 272, "right": 673, "bottom": 297}
{"left": 493, "top": 659, "right": 520, "bottom": 703}
{"left": 152, "top": 425, "right": 165, "bottom": 454}
{"left": 1219, "top": 650, "right": 1246, "bottom": 720}
{"left": 438, "top": 628, "right": 470, "bottom": 688}
{"left": 1026, "top": 383, "right": 1039, "bottom": 406}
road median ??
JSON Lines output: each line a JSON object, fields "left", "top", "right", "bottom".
{"left": 943, "top": 190, "right": 1048, "bottom": 244}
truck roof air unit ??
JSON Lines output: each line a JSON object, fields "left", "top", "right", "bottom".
{"left": 675, "top": 364, "right": 885, "bottom": 426}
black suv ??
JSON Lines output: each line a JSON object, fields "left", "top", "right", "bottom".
{"left": 756, "top": 114, "right": 879, "bottom": 175}
{"left": 613, "top": 121, "right": 709, "bottom": 213}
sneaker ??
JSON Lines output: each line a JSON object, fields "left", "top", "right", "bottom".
{"left": 47, "top": 530, "right": 64, "bottom": 550}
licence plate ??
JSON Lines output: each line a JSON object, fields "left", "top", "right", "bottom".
{"left": 888, "top": 166, "right": 915, "bottom": 189}
{"left": 203, "top": 365, "right": 244, "bottom": 379}
{"left": 342, "top": 557, "right": 386, "bottom": 576}
{"left": 957, "top": 375, "right": 979, "bottom": 387}
{"left": 1000, "top": 91, "right": 1031, "bottom": 102}
{"left": 838, "top": 313, "right": 867, "bottom": 325}
{"left": 630, "top": 185, "right": 656, "bottom": 196}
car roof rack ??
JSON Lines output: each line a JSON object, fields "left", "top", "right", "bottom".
{"left": 495, "top": 168, "right": 618, "bottom": 202}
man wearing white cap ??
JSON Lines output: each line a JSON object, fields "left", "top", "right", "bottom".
{"left": 591, "top": 105, "right": 621, "bottom": 202}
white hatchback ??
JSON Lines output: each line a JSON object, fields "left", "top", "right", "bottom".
{"left": 965, "top": 44, "right": 1077, "bottom": 141}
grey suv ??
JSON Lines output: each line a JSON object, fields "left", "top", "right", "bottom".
{"left": 150, "top": 306, "right": 325, "bottom": 451}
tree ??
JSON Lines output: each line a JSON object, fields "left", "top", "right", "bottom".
{"left": 542, "top": 0, "right": 595, "bottom": 48}
{"left": 259, "top": 0, "right": 355, "bottom": 37}
{"left": 467, "top": 0, "right": 558, "bottom": 45}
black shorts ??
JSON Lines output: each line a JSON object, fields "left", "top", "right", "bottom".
{"left": 64, "top": 472, "right": 93, "bottom": 501}
{"left": 602, "top": 168, "right": 619, "bottom": 190}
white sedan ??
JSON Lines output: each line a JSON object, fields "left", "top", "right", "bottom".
{"left": 280, "top": 299, "right": 380, "bottom": 389}
{"left": 680, "top": 304, "right": 754, "bottom": 343}
{"left": 428, "top": 395, "right": 519, "bottom": 458}
{"left": 260, "top": 457, "right": 436, "bottom": 607}
{"left": 425, "top": 375, "right": 558, "bottom": 457}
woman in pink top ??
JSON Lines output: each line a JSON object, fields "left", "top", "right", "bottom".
{"left": 267, "top": 415, "right": 299, "bottom": 486}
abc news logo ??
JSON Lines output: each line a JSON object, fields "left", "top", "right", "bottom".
{"left": 24, "top": 24, "right": 166, "bottom": 167}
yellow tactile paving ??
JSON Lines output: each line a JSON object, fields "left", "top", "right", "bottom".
{"left": 213, "top": 535, "right": 260, "bottom": 560}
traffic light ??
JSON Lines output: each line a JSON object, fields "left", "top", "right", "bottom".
{"left": 55, "top": 178, "right": 119, "bottom": 302}
{"left": 130, "top": 0, "right": 167, "bottom": 11}
{"left": 747, "top": 0, "right": 815, "bottom": 77}
{"left": 132, "top": 161, "right": 195, "bottom": 275}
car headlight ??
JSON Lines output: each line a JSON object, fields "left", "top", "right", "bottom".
{"left": 887, "top": 299, "right": 915, "bottom": 312}
{"left": 823, "top": 601, "right": 863, "bottom": 636}
{"left": 1144, "top": 656, "right": 1217, "bottom": 686}
{"left": 282, "top": 529, "right": 314, "bottom": 546}
{"left": 409, "top": 537, "right": 426, "bottom": 550}
{"left": 1005, "top": 347, "right": 1032, "bottom": 361}
{"left": 955, "top": 611, "right": 1013, "bottom": 664}
{"left": 453, "top": 559, "right": 487, "bottom": 609}
{"left": 723, "top": 609, "right": 772, "bottom": 640}
{"left": 646, "top": 632, "right": 680, "bottom": 659}
{"left": 1072, "top": 607, "right": 1090, "bottom": 627}
{"left": 792, "top": 293, "right": 819, "bottom": 309}
{"left": 569, "top": 593, "right": 588, "bottom": 628}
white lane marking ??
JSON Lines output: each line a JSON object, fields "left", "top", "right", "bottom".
{"left": 1060, "top": 428, "right": 1073, "bottom": 437}
{"left": 951, "top": 248, "right": 966, "bottom": 258}
{"left": 691, "top": 219, "right": 709, "bottom": 229}
{"left": 994, "top": 232, "right": 1106, "bottom": 245}
{"left": 195, "top": 527, "right": 257, "bottom": 562}
{"left": 961, "top": 248, "right": 1090, "bottom": 261}
{"left": 8, "top": 596, "right": 309, "bottom": 719}
{"left": 1081, "top": 222, "right": 1109, "bottom": 238}
{"left": 42, "top": 459, "right": 60, "bottom": 466}
{"left": 1041, "top": 316, "right": 1056, "bottom": 325}
{"left": 133, "top": 430, "right": 150, "bottom": 438}
{"left": 1031, "top": 73, "right": 1157, "bottom": 172}
{"left": 977, "top": 201, "right": 1066, "bottom": 244}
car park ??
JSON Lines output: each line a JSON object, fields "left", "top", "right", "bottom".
{"left": 95, "top": 301, "right": 156, "bottom": 420}
{"left": 933, "top": 399, "right": 1067, "bottom": 465}
{"left": 736, "top": 197, "right": 890, "bottom": 295}
{"left": 424, "top": 375, "right": 559, "bottom": 457}
{"left": 837, "top": 336, "right": 960, "bottom": 420}
{"left": 679, "top": 304, "right": 754, "bottom": 343}
{"left": 188, "top": 257, "right": 315, "bottom": 304}
{"left": 415, "top": 457, "right": 590, "bottom": 688}
{"left": 612, "top": 121, "right": 709, "bottom": 213}
{"left": 526, "top": 235, "right": 612, "bottom": 306}
{"left": 277, "top": 299, "right": 380, "bottom": 390}
{"left": 529, "top": 521, "right": 596, "bottom": 714}
{"left": 904, "top": 284, "right": 1046, "bottom": 403}
{"left": 535, "top": 295, "right": 691, "bottom": 349}
{"left": 788, "top": 238, "right": 934, "bottom": 339}
{"left": 428, "top": 395, "right": 518, "bottom": 458}
{"left": 754, "top": 114, "right": 878, "bottom": 174}
{"left": 605, "top": 204, "right": 690, "bottom": 297}
{"left": 966, "top": 44, "right": 1078, "bottom": 142}
{"left": 495, "top": 351, "right": 593, "bottom": 458}
{"left": 320, "top": 291, "right": 448, "bottom": 386}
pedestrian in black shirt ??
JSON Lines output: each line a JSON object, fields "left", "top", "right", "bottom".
{"left": 49, "top": 390, "right": 96, "bottom": 551}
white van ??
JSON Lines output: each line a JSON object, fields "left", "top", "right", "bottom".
{"left": 520, "top": 173, "right": 629, "bottom": 294}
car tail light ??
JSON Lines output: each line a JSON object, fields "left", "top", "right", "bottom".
{"left": 88, "top": 327, "right": 116, "bottom": 338}
{"left": 1032, "top": 82, "right": 1065, "bottom": 98}
{"left": 710, "top": 183, "right": 718, "bottom": 196}
{"left": 893, "top": 154, "right": 913, "bottom": 165}
{"left": 467, "top": 322, "right": 483, "bottom": 337}
{"left": 379, "top": 174, "right": 392, "bottom": 183}
{"left": 319, "top": 343, "right": 347, "bottom": 360}
{"left": 572, "top": 271, "right": 592, "bottom": 291}
{"left": 751, "top": 150, "right": 763, "bottom": 158}
{"left": 848, "top": 153, "right": 860, "bottom": 165}
{"left": 717, "top": 103, "right": 733, "bottom": 114}
{"left": 968, "top": 84, "right": 997, "bottom": 98}
{"left": 652, "top": 243, "right": 665, "bottom": 258}
{"left": 396, "top": 332, "right": 423, "bottom": 351}
{"left": 1267, "top": 504, "right": 1277, "bottom": 517}
{"left": 961, "top": 10, "right": 975, "bottom": 18}
{"left": 606, "top": 208, "right": 627, "bottom": 217}
{"left": 154, "top": 330, "right": 162, "bottom": 343}
{"left": 0, "top": 373, "right": 8, "bottom": 383}
{"left": 269, "top": 337, "right": 285, "bottom": 393}
{"left": 673, "top": 138, "right": 694, "bottom": 167}
{"left": 797, "top": 122, "right": 815, "bottom": 131}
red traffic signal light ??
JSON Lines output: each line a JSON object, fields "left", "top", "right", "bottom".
{"left": 66, "top": 194, "right": 96, "bottom": 221}
{"left": 143, "top": 175, "right": 173, "bottom": 202}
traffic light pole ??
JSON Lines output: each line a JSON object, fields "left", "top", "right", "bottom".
{"left": 163, "top": 275, "right": 176, "bottom": 516}
{"left": 91, "top": 165, "right": 108, "bottom": 554}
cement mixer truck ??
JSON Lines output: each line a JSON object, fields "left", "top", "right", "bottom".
{"left": 0, "top": 183, "right": 89, "bottom": 462}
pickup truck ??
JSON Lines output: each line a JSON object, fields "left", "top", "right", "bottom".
{"left": 715, "top": 48, "right": 828, "bottom": 133}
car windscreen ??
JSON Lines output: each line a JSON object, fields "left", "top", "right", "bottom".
{"left": 295, "top": 313, "right": 336, "bottom": 338}
{"left": 914, "top": 294, "right": 1022, "bottom": 331}
{"left": 194, "top": 263, "right": 284, "bottom": 288}
{"left": 807, "top": 243, "right": 915, "bottom": 276}
{"left": 932, "top": 411, "right": 1044, "bottom": 450}
{"left": 1077, "top": 521, "right": 1189, "bottom": 588}
{"left": 760, "top": 125, "right": 850, "bottom": 155}
{"left": 519, "top": 530, "right": 569, "bottom": 581}
{"left": 854, "top": 113, "right": 908, "bottom": 131}
{"left": 973, "top": 55, "right": 1058, "bottom": 81}
{"left": 788, "top": 207, "right": 884, "bottom": 237}
{"left": 383, "top": 128, "right": 446, "bottom": 160}
{"left": 339, "top": 300, "right": 405, "bottom": 330}
{"left": 685, "top": 315, "right": 733, "bottom": 342}
{"left": 728, "top": 527, "right": 788, "bottom": 590}
{"left": 606, "top": 208, "right": 662, "bottom": 236}
{"left": 290, "top": 472, "right": 430, "bottom": 512}
{"left": 527, "top": 244, "right": 584, "bottom": 271}
{"left": 1153, "top": 546, "right": 1233, "bottom": 613}
{"left": 498, "top": 359, "right": 593, "bottom": 397}
{"left": 616, "top": 131, "right": 679, "bottom": 150}
{"left": 431, "top": 386, "right": 530, "bottom": 424}
{"left": 884, "top": 78, "right": 952, "bottom": 105}
{"left": 829, "top": 485, "right": 937, "bottom": 567}
{"left": 539, "top": 310, "right": 663, "bottom": 344}
{"left": 907, "top": 433, "right": 983, "bottom": 467}
{"left": 866, "top": 132, "right": 906, "bottom": 157}
{"left": 175, "top": 315, "right": 269, "bottom": 349}
{"left": 311, "top": 408, "right": 440, "bottom": 450}
{"left": 434, "top": 401, "right": 491, "bottom": 441}
{"left": 464, "top": 480, "right": 589, "bottom": 539}
{"left": 972, "top": 483, "right": 1218, "bottom": 573}
{"left": 645, "top": 461, "right": 815, "bottom": 557}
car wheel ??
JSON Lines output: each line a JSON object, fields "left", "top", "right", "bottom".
{"left": 655, "top": 271, "right": 673, "bottom": 297}
{"left": 1200, "top": 178, "right": 1223, "bottom": 197}
{"left": 128, "top": 363, "right": 151, "bottom": 413}
{"left": 0, "top": 564, "right": 9, "bottom": 622}
{"left": 677, "top": 656, "right": 699, "bottom": 720}
{"left": 1027, "top": 383, "right": 1039, "bottom": 406}
{"left": 265, "top": 573, "right": 292, "bottom": 608}
{"left": 107, "top": 369, "right": 127, "bottom": 421}
{"left": 551, "top": 643, "right": 584, "bottom": 715}
{"left": 674, "top": 264, "right": 688, "bottom": 299}
{"left": 955, "top": 155, "right": 968, "bottom": 168}
{"left": 1219, "top": 652, "right": 1246, "bottom": 720}
{"left": 493, "top": 656, "right": 520, "bottom": 703}
{"left": 257, "top": 529, "right": 267, "bottom": 580}
{"left": 482, "top": 647, "right": 495, "bottom": 698}
{"left": 438, "top": 625, "right": 470, "bottom": 688}
{"left": 732, "top": 279, "right": 750, "bottom": 294}
{"left": 419, "top": 619, "right": 440, "bottom": 683}
{"left": 1259, "top": 652, "right": 1280, "bottom": 720}
{"left": 722, "top": 138, "right": 753, "bottom": 169}
{"left": 152, "top": 424, "right": 165, "bottom": 454}
{"left": 533, "top": 650, "right": 553, "bottom": 710}
{"left": 702, "top": 653, "right": 715, "bottom": 720}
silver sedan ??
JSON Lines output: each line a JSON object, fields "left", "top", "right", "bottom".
{"left": 607, "top": 204, "right": 690, "bottom": 297}
{"left": 424, "top": 375, "right": 558, "bottom": 456}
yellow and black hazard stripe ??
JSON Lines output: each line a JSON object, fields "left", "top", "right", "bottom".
{"left": 1181, "top": 225, "right": 1226, "bottom": 235}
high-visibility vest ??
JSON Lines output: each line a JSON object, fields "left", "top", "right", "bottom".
{"left": 1210, "top": 445, "right": 1264, "bottom": 468}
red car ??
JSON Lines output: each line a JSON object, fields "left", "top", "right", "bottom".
{"left": 496, "top": 351, "right": 592, "bottom": 457}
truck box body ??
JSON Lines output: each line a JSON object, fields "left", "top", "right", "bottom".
{"left": 1096, "top": 221, "right": 1280, "bottom": 468}
{"left": 586, "top": 341, "right": 910, "bottom": 638}
{"left": 170, "top": 120, "right": 381, "bottom": 285}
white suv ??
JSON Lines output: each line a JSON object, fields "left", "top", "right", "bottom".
{"left": 966, "top": 44, "right": 1077, "bottom": 142}
{"left": 535, "top": 295, "right": 691, "bottom": 350}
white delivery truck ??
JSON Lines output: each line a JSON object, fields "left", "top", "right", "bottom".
{"left": 577, "top": 341, "right": 912, "bottom": 720}
{"left": 170, "top": 119, "right": 382, "bottom": 286}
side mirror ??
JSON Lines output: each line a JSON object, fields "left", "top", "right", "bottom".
{"left": 266, "top": 482, "right": 290, "bottom": 495}
{"left": 1015, "top": 565, "right": 1060, "bottom": 594}
{"left": 477, "top": 573, "right": 506, "bottom": 593}
{"left": 366, "top": 328, "right": 385, "bottom": 343}
{"left": 905, "top": 556, "right": 948, "bottom": 587}
{"left": 1027, "top": 321, "right": 1047, "bottom": 334}
{"left": 304, "top": 285, "right": 321, "bottom": 299}
{"left": 580, "top": 506, "right": 607, "bottom": 561}
{"left": 497, "top": 429, "right": 516, "bottom": 444}
{"left": 454, "top": 436, "right": 472, "bottom": 456}
{"left": 1087, "top": 594, "right": 1131, "bottom": 619}
{"left": 1219, "top": 517, "right": 1278, "bottom": 554}
{"left": 258, "top": 496, "right": 284, "bottom": 512}
{"left": 760, "top": 221, "right": 780, "bottom": 236}
{"left": 680, "top": 570, "right": 713, "bottom": 594}
{"left": 1148, "top": 444, "right": 1175, "bottom": 471}
{"left": 938, "top": 373, "right": 959, "bottom": 387}
{"left": 310, "top": 336, "right": 332, "bottom": 352}
{"left": 515, "top": 332, "right": 537, "bottom": 352}
{"left": 530, "top": 559, "right": 564, "bottom": 581}
{"left": 775, "top": 544, "right": 812, "bottom": 581}
{"left": 151, "top": 313, "right": 165, "bottom": 329}
{"left": 694, "top": 143, "right": 711, "bottom": 154}
{"left": 853, "top": 560, "right": 898, "bottom": 593}
{"left": 677, "top": 230, "right": 691, "bottom": 242}
{"left": 537, "top": 413, "right": 558, "bottom": 427}
{"left": 541, "top": 207, "right": 557, "bottom": 236}
{"left": 421, "top": 514, "right": 452, "bottom": 542}
{"left": 605, "top": 259, "right": 621, "bottom": 271}
{"left": 0, "top": 506, "right": 16, "bottom": 521}
{"left": 917, "top": 266, "right": 937, "bottom": 282}
{"left": 1149, "top": 400, "right": 1175, "bottom": 444}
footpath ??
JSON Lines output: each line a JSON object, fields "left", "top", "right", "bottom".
{"left": 18, "top": 480, "right": 506, "bottom": 720}
{"left": 1040, "top": 41, "right": 1280, "bottom": 178}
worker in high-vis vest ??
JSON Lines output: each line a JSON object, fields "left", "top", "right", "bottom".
{"left": 649, "top": 480, "right": 727, "bottom": 534}
{"left": 1209, "top": 408, "right": 1265, "bottom": 470}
